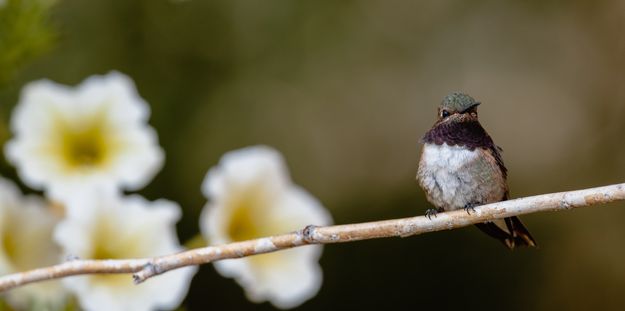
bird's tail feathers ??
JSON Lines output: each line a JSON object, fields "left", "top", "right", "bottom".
{"left": 475, "top": 216, "right": 537, "bottom": 249}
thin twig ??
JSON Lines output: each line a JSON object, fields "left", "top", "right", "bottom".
{"left": 1, "top": 183, "right": 624, "bottom": 292}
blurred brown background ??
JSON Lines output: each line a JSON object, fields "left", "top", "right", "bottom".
{"left": 1, "top": 0, "right": 625, "bottom": 310}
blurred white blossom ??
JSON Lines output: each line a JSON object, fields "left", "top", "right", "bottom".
{"left": 200, "top": 146, "right": 333, "bottom": 309}
{"left": 4, "top": 72, "right": 164, "bottom": 203}
{"left": 0, "top": 177, "right": 67, "bottom": 309}
{"left": 53, "top": 192, "right": 197, "bottom": 311}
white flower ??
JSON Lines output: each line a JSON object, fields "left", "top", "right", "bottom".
{"left": 4, "top": 72, "right": 164, "bottom": 203}
{"left": 200, "top": 146, "right": 333, "bottom": 309}
{"left": 0, "top": 177, "right": 67, "bottom": 309}
{"left": 53, "top": 192, "right": 197, "bottom": 311}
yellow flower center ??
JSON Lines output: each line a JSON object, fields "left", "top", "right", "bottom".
{"left": 90, "top": 217, "right": 143, "bottom": 287}
{"left": 61, "top": 125, "right": 108, "bottom": 168}
{"left": 227, "top": 202, "right": 263, "bottom": 242}
{"left": 223, "top": 185, "right": 300, "bottom": 269}
{"left": 225, "top": 186, "right": 283, "bottom": 242}
{"left": 228, "top": 204, "right": 287, "bottom": 269}
{"left": 0, "top": 212, "right": 59, "bottom": 271}
{"left": 50, "top": 109, "right": 118, "bottom": 171}
{"left": 61, "top": 119, "right": 111, "bottom": 170}
{"left": 1, "top": 229, "right": 17, "bottom": 265}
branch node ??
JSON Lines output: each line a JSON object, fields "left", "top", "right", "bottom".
{"left": 302, "top": 225, "right": 318, "bottom": 243}
{"left": 560, "top": 199, "right": 572, "bottom": 209}
{"left": 133, "top": 262, "right": 161, "bottom": 284}
{"left": 132, "top": 273, "right": 142, "bottom": 285}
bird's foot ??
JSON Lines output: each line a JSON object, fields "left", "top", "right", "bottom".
{"left": 425, "top": 208, "right": 442, "bottom": 220}
{"left": 463, "top": 202, "right": 480, "bottom": 215}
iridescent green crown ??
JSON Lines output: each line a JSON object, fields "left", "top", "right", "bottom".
{"left": 440, "top": 92, "right": 479, "bottom": 112}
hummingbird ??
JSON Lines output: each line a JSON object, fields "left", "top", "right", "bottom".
{"left": 416, "top": 92, "right": 536, "bottom": 249}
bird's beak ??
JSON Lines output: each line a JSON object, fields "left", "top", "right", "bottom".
{"left": 461, "top": 102, "right": 481, "bottom": 113}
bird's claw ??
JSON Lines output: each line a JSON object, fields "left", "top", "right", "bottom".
{"left": 425, "top": 208, "right": 440, "bottom": 220}
{"left": 463, "top": 202, "right": 479, "bottom": 215}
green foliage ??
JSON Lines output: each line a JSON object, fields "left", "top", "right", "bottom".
{"left": 0, "top": 0, "right": 56, "bottom": 86}
{"left": 0, "top": 299, "right": 14, "bottom": 311}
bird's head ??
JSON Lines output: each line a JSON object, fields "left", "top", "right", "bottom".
{"left": 435, "top": 92, "right": 481, "bottom": 124}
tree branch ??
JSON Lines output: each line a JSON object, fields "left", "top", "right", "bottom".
{"left": 1, "top": 182, "right": 624, "bottom": 291}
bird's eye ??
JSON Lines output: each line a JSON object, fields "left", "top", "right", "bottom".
{"left": 441, "top": 110, "right": 450, "bottom": 118}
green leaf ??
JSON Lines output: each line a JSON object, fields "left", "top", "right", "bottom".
{"left": 0, "top": 0, "right": 57, "bottom": 86}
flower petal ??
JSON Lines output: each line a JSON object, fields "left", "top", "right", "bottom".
{"left": 0, "top": 177, "right": 67, "bottom": 309}
{"left": 4, "top": 71, "right": 164, "bottom": 204}
{"left": 54, "top": 191, "right": 197, "bottom": 311}
{"left": 200, "top": 146, "right": 333, "bottom": 309}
